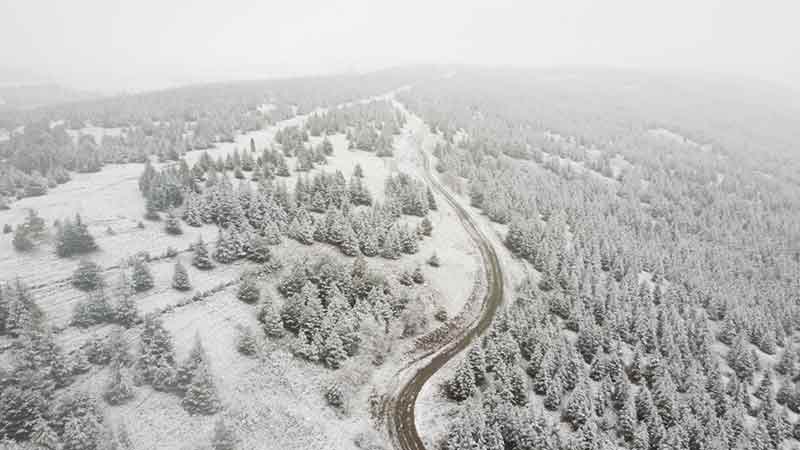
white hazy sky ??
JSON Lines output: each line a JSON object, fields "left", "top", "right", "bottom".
{"left": 0, "top": 0, "right": 798, "bottom": 92}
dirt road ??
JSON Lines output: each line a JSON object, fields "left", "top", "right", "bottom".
{"left": 386, "top": 115, "right": 505, "bottom": 450}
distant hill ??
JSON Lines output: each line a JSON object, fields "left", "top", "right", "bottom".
{"left": 0, "top": 83, "right": 98, "bottom": 111}
{"left": 0, "top": 67, "right": 99, "bottom": 110}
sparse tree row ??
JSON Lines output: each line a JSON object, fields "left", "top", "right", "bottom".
{"left": 399, "top": 78, "right": 800, "bottom": 449}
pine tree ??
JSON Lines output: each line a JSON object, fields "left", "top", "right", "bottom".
{"left": 236, "top": 325, "right": 258, "bottom": 356}
{"left": 775, "top": 348, "right": 796, "bottom": 376}
{"left": 103, "top": 361, "right": 135, "bottom": 405}
{"left": 426, "top": 186, "right": 437, "bottom": 211}
{"left": 508, "top": 365, "right": 529, "bottom": 406}
{"left": 116, "top": 422, "right": 133, "bottom": 450}
{"left": 213, "top": 229, "right": 238, "bottom": 263}
{"left": 164, "top": 210, "right": 182, "bottom": 235}
{"left": 136, "top": 314, "right": 177, "bottom": 390}
{"left": 259, "top": 304, "right": 284, "bottom": 338}
{"left": 56, "top": 216, "right": 100, "bottom": 257}
{"left": 192, "top": 237, "right": 214, "bottom": 270}
{"left": 617, "top": 395, "right": 636, "bottom": 441}
{"left": 728, "top": 333, "right": 755, "bottom": 382}
{"left": 131, "top": 259, "right": 154, "bottom": 292}
{"left": 323, "top": 331, "right": 348, "bottom": 369}
{"left": 263, "top": 220, "right": 282, "bottom": 245}
{"left": 72, "top": 259, "right": 105, "bottom": 291}
{"left": 30, "top": 416, "right": 62, "bottom": 450}
{"left": 237, "top": 276, "right": 260, "bottom": 304}
{"left": 544, "top": 374, "right": 563, "bottom": 411}
{"left": 182, "top": 362, "right": 221, "bottom": 415}
{"left": 631, "top": 424, "right": 650, "bottom": 450}
{"left": 72, "top": 289, "right": 114, "bottom": 327}
{"left": 380, "top": 227, "right": 402, "bottom": 259}
{"left": 211, "top": 418, "right": 237, "bottom": 450}
{"left": 113, "top": 294, "right": 139, "bottom": 328}
{"left": 400, "top": 226, "right": 419, "bottom": 254}
{"left": 755, "top": 370, "right": 774, "bottom": 401}
{"left": 563, "top": 381, "right": 593, "bottom": 430}
{"left": 247, "top": 236, "right": 272, "bottom": 263}
{"left": 340, "top": 224, "right": 360, "bottom": 256}
{"left": 359, "top": 226, "right": 380, "bottom": 257}
{"left": 427, "top": 252, "right": 441, "bottom": 267}
{"left": 288, "top": 215, "right": 314, "bottom": 245}
{"left": 466, "top": 345, "right": 486, "bottom": 386}
{"left": 172, "top": 260, "right": 191, "bottom": 291}
{"left": 446, "top": 359, "right": 477, "bottom": 401}
{"left": 12, "top": 225, "right": 33, "bottom": 251}
{"left": 419, "top": 216, "right": 433, "bottom": 236}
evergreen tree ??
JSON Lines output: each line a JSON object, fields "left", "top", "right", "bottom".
{"left": 55, "top": 214, "right": 98, "bottom": 257}
{"left": 340, "top": 224, "right": 360, "bottom": 257}
{"left": 380, "top": 227, "right": 402, "bottom": 259}
{"left": 192, "top": 237, "right": 214, "bottom": 270}
{"left": 12, "top": 225, "right": 33, "bottom": 251}
{"left": 359, "top": 226, "right": 380, "bottom": 257}
{"left": 544, "top": 374, "right": 564, "bottom": 411}
{"left": 427, "top": 252, "right": 441, "bottom": 267}
{"left": 247, "top": 236, "right": 272, "bottom": 263}
{"left": 446, "top": 359, "right": 477, "bottom": 402}
{"left": 728, "top": 333, "right": 755, "bottom": 382}
{"left": 617, "top": 396, "right": 636, "bottom": 441}
{"left": 259, "top": 303, "right": 284, "bottom": 338}
{"left": 136, "top": 314, "right": 177, "bottom": 390}
{"left": 466, "top": 345, "right": 486, "bottom": 386}
{"left": 426, "top": 186, "right": 437, "bottom": 211}
{"left": 400, "top": 226, "right": 419, "bottom": 254}
{"left": 30, "top": 416, "right": 62, "bottom": 450}
{"left": 113, "top": 294, "right": 139, "bottom": 328}
{"left": 775, "top": 349, "right": 796, "bottom": 376}
{"left": 323, "top": 332, "right": 348, "bottom": 369}
{"left": 755, "top": 371, "right": 774, "bottom": 401}
{"left": 72, "top": 289, "right": 114, "bottom": 327}
{"left": 172, "top": 260, "right": 191, "bottom": 291}
{"left": 213, "top": 229, "right": 239, "bottom": 263}
{"left": 263, "top": 221, "right": 282, "bottom": 245}
{"left": 182, "top": 363, "right": 220, "bottom": 413}
{"left": 72, "top": 259, "right": 105, "bottom": 291}
{"left": 419, "top": 216, "right": 433, "bottom": 236}
{"left": 237, "top": 276, "right": 260, "bottom": 304}
{"left": 116, "top": 422, "right": 133, "bottom": 450}
{"left": 236, "top": 325, "right": 258, "bottom": 356}
{"left": 130, "top": 259, "right": 154, "bottom": 292}
{"left": 164, "top": 210, "right": 182, "bottom": 235}
{"left": 103, "top": 360, "right": 135, "bottom": 405}
{"left": 211, "top": 418, "right": 237, "bottom": 450}
{"left": 563, "top": 381, "right": 593, "bottom": 430}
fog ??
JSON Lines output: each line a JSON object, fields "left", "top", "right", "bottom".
{"left": 0, "top": 0, "right": 798, "bottom": 92}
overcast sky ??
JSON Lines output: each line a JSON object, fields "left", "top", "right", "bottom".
{"left": 0, "top": 0, "right": 797, "bottom": 92}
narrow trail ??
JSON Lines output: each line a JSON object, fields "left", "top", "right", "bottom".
{"left": 386, "top": 108, "right": 505, "bottom": 450}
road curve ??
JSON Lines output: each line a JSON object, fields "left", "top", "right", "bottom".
{"left": 386, "top": 129, "right": 505, "bottom": 450}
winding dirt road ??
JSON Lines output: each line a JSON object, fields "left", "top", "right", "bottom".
{"left": 386, "top": 119, "right": 505, "bottom": 450}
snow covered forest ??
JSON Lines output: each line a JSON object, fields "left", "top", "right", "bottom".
{"left": 1, "top": 66, "right": 800, "bottom": 450}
